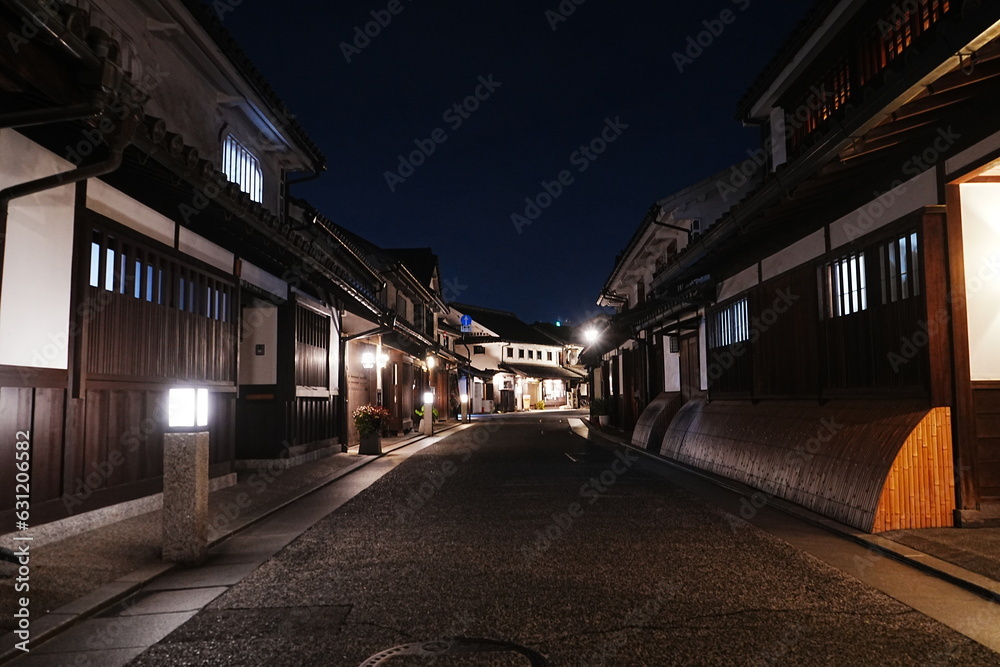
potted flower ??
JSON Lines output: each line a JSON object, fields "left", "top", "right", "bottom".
{"left": 354, "top": 404, "right": 390, "bottom": 455}
{"left": 590, "top": 398, "right": 609, "bottom": 427}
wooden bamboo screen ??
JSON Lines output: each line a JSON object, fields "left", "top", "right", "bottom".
{"left": 872, "top": 407, "right": 955, "bottom": 532}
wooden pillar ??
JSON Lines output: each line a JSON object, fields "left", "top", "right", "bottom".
{"left": 943, "top": 185, "right": 980, "bottom": 512}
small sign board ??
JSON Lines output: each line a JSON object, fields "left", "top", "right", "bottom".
{"left": 460, "top": 314, "right": 473, "bottom": 333}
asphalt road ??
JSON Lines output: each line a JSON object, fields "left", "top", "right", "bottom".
{"left": 130, "top": 412, "right": 1000, "bottom": 666}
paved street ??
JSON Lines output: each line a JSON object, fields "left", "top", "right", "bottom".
{"left": 109, "top": 412, "right": 1000, "bottom": 665}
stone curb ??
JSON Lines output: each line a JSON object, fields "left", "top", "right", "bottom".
{"left": 0, "top": 424, "right": 463, "bottom": 664}
{"left": 578, "top": 419, "right": 1000, "bottom": 607}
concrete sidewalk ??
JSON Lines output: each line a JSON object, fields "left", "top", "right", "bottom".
{"left": 581, "top": 419, "right": 1000, "bottom": 605}
{"left": 0, "top": 423, "right": 463, "bottom": 663}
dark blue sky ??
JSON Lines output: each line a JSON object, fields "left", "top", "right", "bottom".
{"left": 213, "top": 1, "right": 813, "bottom": 324}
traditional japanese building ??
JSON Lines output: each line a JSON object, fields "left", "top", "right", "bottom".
{"left": 588, "top": 0, "right": 1000, "bottom": 532}
{"left": 0, "top": 0, "right": 382, "bottom": 531}
{"left": 447, "top": 304, "right": 585, "bottom": 413}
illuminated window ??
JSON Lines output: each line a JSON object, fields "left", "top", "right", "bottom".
{"left": 880, "top": 232, "right": 920, "bottom": 304}
{"left": 708, "top": 297, "right": 750, "bottom": 350}
{"left": 222, "top": 135, "right": 263, "bottom": 203}
{"left": 825, "top": 252, "right": 868, "bottom": 317}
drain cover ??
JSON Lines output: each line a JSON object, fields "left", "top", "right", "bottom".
{"left": 359, "top": 637, "right": 549, "bottom": 666}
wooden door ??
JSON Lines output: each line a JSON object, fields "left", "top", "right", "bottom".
{"left": 679, "top": 333, "right": 704, "bottom": 400}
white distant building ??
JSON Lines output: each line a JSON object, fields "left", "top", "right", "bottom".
{"left": 445, "top": 304, "right": 585, "bottom": 413}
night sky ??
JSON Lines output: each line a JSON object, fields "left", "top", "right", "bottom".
{"left": 211, "top": 1, "right": 813, "bottom": 324}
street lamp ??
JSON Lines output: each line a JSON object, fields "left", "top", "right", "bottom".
{"left": 167, "top": 387, "right": 209, "bottom": 429}
{"left": 422, "top": 389, "right": 434, "bottom": 436}
{"left": 584, "top": 329, "right": 599, "bottom": 345}
{"left": 163, "top": 386, "right": 210, "bottom": 565}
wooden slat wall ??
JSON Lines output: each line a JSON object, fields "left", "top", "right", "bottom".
{"left": 758, "top": 266, "right": 821, "bottom": 396}
{"left": 86, "top": 227, "right": 237, "bottom": 384}
{"left": 285, "top": 397, "right": 338, "bottom": 448}
{"left": 709, "top": 216, "right": 930, "bottom": 400}
{"left": 973, "top": 383, "right": 1000, "bottom": 498}
{"left": 86, "top": 288, "right": 236, "bottom": 383}
{"left": 294, "top": 305, "right": 331, "bottom": 389}
{"left": 659, "top": 399, "right": 931, "bottom": 531}
{"left": 0, "top": 387, "right": 33, "bottom": 520}
{"left": 873, "top": 407, "right": 955, "bottom": 532}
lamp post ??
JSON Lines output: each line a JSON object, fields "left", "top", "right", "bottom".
{"left": 460, "top": 390, "right": 469, "bottom": 422}
{"left": 163, "top": 387, "right": 210, "bottom": 565}
{"left": 423, "top": 354, "right": 436, "bottom": 435}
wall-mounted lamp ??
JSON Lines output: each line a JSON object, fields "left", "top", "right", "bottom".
{"left": 361, "top": 351, "right": 376, "bottom": 369}
{"left": 426, "top": 355, "right": 437, "bottom": 370}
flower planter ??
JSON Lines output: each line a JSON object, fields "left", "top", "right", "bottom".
{"left": 359, "top": 433, "right": 382, "bottom": 455}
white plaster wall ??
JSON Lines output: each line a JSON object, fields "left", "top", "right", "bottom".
{"left": 0, "top": 130, "right": 75, "bottom": 369}
{"left": 698, "top": 318, "right": 709, "bottom": 392}
{"left": 829, "top": 169, "right": 938, "bottom": 249}
{"left": 87, "top": 179, "right": 175, "bottom": 246}
{"left": 239, "top": 306, "right": 278, "bottom": 385}
{"left": 178, "top": 228, "right": 234, "bottom": 274}
{"left": 947, "top": 129, "right": 1000, "bottom": 177}
{"left": 241, "top": 261, "right": 287, "bottom": 301}
{"left": 959, "top": 183, "right": 1000, "bottom": 381}
{"left": 762, "top": 230, "right": 825, "bottom": 281}
{"left": 717, "top": 265, "right": 759, "bottom": 302}
{"left": 664, "top": 340, "right": 681, "bottom": 392}
{"left": 84, "top": 0, "right": 307, "bottom": 214}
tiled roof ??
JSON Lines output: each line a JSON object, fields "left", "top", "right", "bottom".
{"left": 500, "top": 363, "right": 585, "bottom": 381}
{"left": 384, "top": 248, "right": 438, "bottom": 289}
{"left": 451, "top": 304, "right": 555, "bottom": 346}
{"left": 735, "top": 0, "right": 843, "bottom": 120}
